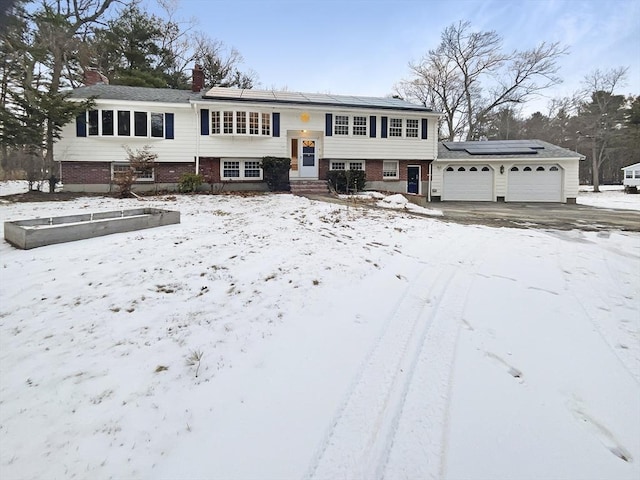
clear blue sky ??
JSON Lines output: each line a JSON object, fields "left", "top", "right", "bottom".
{"left": 151, "top": 0, "right": 639, "bottom": 114}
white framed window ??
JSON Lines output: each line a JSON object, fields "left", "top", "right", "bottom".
{"left": 236, "top": 111, "right": 246, "bottom": 134}
{"left": 261, "top": 113, "right": 271, "bottom": 135}
{"left": 334, "top": 115, "right": 349, "bottom": 135}
{"left": 353, "top": 116, "right": 367, "bottom": 136}
{"left": 249, "top": 112, "right": 259, "bottom": 135}
{"left": 244, "top": 161, "right": 261, "bottom": 178}
{"left": 406, "top": 119, "right": 419, "bottom": 138}
{"left": 223, "top": 161, "right": 240, "bottom": 178}
{"left": 111, "top": 163, "right": 154, "bottom": 182}
{"left": 221, "top": 160, "right": 263, "bottom": 180}
{"left": 211, "top": 111, "right": 221, "bottom": 134}
{"left": 389, "top": 118, "right": 403, "bottom": 137}
{"left": 330, "top": 160, "right": 366, "bottom": 171}
{"left": 383, "top": 161, "right": 399, "bottom": 179}
{"left": 223, "top": 111, "right": 234, "bottom": 134}
{"left": 210, "top": 111, "right": 271, "bottom": 136}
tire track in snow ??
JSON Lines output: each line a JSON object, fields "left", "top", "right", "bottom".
{"left": 305, "top": 241, "right": 484, "bottom": 480}
{"left": 383, "top": 264, "right": 479, "bottom": 480}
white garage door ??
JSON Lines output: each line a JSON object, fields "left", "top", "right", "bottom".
{"left": 443, "top": 165, "right": 494, "bottom": 201}
{"left": 507, "top": 165, "right": 562, "bottom": 202}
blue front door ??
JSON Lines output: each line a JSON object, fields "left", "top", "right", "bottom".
{"left": 407, "top": 166, "right": 420, "bottom": 194}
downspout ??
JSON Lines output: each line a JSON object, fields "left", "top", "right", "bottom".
{"left": 428, "top": 162, "right": 432, "bottom": 203}
{"left": 428, "top": 140, "right": 437, "bottom": 203}
{"left": 194, "top": 102, "right": 200, "bottom": 174}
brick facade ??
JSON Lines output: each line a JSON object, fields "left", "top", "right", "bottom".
{"left": 319, "top": 159, "right": 431, "bottom": 183}
{"left": 198, "top": 157, "right": 221, "bottom": 183}
{"left": 61, "top": 162, "right": 111, "bottom": 184}
{"left": 155, "top": 163, "right": 196, "bottom": 183}
{"left": 60, "top": 161, "right": 195, "bottom": 185}
{"left": 319, "top": 159, "right": 330, "bottom": 180}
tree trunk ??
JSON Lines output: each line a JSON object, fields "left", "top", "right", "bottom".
{"left": 591, "top": 139, "right": 600, "bottom": 193}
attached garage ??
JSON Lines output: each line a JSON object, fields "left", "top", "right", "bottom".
{"left": 432, "top": 140, "right": 583, "bottom": 203}
{"left": 507, "top": 165, "right": 563, "bottom": 202}
{"left": 443, "top": 165, "right": 494, "bottom": 201}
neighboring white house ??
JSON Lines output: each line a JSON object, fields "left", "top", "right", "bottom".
{"left": 430, "top": 140, "right": 584, "bottom": 203}
{"left": 622, "top": 162, "right": 640, "bottom": 193}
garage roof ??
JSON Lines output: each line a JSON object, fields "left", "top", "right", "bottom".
{"left": 438, "top": 140, "right": 584, "bottom": 160}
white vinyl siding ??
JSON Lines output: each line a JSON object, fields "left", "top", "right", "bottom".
{"left": 56, "top": 103, "right": 194, "bottom": 166}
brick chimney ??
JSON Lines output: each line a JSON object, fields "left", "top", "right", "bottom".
{"left": 83, "top": 68, "right": 109, "bottom": 86}
{"left": 192, "top": 64, "right": 205, "bottom": 92}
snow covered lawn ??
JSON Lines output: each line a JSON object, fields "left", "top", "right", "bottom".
{"left": 578, "top": 185, "right": 640, "bottom": 211}
{"left": 1, "top": 191, "right": 638, "bottom": 480}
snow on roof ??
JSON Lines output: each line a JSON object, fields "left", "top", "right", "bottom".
{"left": 621, "top": 162, "right": 640, "bottom": 170}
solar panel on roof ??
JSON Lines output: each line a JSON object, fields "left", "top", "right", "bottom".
{"left": 443, "top": 140, "right": 546, "bottom": 155}
{"left": 201, "top": 86, "right": 430, "bottom": 110}
{"left": 465, "top": 147, "right": 538, "bottom": 155}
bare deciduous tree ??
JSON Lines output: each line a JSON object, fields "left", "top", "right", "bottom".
{"left": 113, "top": 145, "right": 157, "bottom": 197}
{"left": 577, "top": 67, "right": 628, "bottom": 192}
{"left": 398, "top": 21, "right": 567, "bottom": 140}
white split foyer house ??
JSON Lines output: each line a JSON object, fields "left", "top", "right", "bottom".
{"left": 54, "top": 67, "right": 584, "bottom": 203}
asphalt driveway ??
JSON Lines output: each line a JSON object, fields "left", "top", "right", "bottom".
{"left": 423, "top": 201, "right": 640, "bottom": 232}
{"left": 307, "top": 194, "right": 640, "bottom": 232}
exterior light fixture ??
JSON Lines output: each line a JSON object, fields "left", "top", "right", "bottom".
{"left": 500, "top": 165, "right": 505, "bottom": 174}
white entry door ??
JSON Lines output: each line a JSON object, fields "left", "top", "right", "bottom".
{"left": 299, "top": 139, "right": 318, "bottom": 178}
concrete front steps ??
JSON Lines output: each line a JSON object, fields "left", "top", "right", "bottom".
{"left": 290, "top": 180, "right": 330, "bottom": 195}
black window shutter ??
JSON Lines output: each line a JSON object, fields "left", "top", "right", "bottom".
{"left": 165, "top": 113, "right": 174, "bottom": 139}
{"left": 272, "top": 112, "right": 280, "bottom": 137}
{"left": 381, "top": 116, "right": 388, "bottom": 138}
{"left": 76, "top": 112, "right": 87, "bottom": 137}
{"left": 369, "top": 116, "right": 376, "bottom": 138}
{"left": 421, "top": 118, "right": 428, "bottom": 139}
{"left": 325, "top": 113, "right": 333, "bottom": 136}
{"left": 200, "top": 109, "right": 209, "bottom": 135}
{"left": 76, "top": 113, "right": 86, "bottom": 137}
